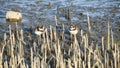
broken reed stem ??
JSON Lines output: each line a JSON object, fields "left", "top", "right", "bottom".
{"left": 50, "top": 25, "right": 53, "bottom": 44}
{"left": 16, "top": 22, "right": 19, "bottom": 40}
{"left": 111, "top": 60, "right": 113, "bottom": 68}
{"left": 74, "top": 55, "right": 77, "bottom": 68}
{"left": 87, "top": 12, "right": 91, "bottom": 33}
{"left": 20, "top": 29, "right": 24, "bottom": 41}
{"left": 19, "top": 39, "right": 23, "bottom": 57}
{"left": 4, "top": 33, "right": 7, "bottom": 41}
{"left": 62, "top": 23, "right": 65, "bottom": 41}
{"left": 3, "top": 33, "right": 7, "bottom": 47}
{"left": 83, "top": 61, "right": 85, "bottom": 68}
{"left": 88, "top": 51, "right": 91, "bottom": 68}
{"left": 118, "top": 51, "right": 119, "bottom": 68}
{"left": 81, "top": 29, "right": 84, "bottom": 44}
{"left": 4, "top": 61, "right": 8, "bottom": 68}
{"left": 57, "top": 39, "right": 61, "bottom": 56}
{"left": 31, "top": 48, "right": 34, "bottom": 68}
{"left": 16, "top": 55, "right": 24, "bottom": 67}
{"left": 114, "top": 43, "right": 117, "bottom": 68}
{"left": 107, "top": 21, "right": 110, "bottom": 50}
{"left": 86, "top": 34, "right": 88, "bottom": 48}
{"left": 111, "top": 29, "right": 114, "bottom": 49}
{"left": 81, "top": 29, "right": 83, "bottom": 37}
{"left": 33, "top": 42, "right": 37, "bottom": 54}
{"left": 56, "top": 39, "right": 61, "bottom": 68}
{"left": 55, "top": 15, "right": 58, "bottom": 26}
{"left": 53, "top": 27, "right": 57, "bottom": 41}
{"left": 43, "top": 31, "right": 46, "bottom": 43}
{"left": 0, "top": 39, "right": 6, "bottom": 68}
{"left": 105, "top": 51, "right": 107, "bottom": 68}
{"left": 45, "top": 28, "right": 51, "bottom": 51}
{"left": 44, "top": 43, "right": 47, "bottom": 64}
{"left": 68, "top": 59, "right": 72, "bottom": 68}
{"left": 107, "top": 53, "right": 109, "bottom": 68}
{"left": 102, "top": 36, "right": 104, "bottom": 52}
{"left": 84, "top": 35, "right": 87, "bottom": 62}
{"left": 67, "top": 7, "right": 71, "bottom": 21}
{"left": 78, "top": 50, "right": 81, "bottom": 68}
{"left": 12, "top": 33, "right": 15, "bottom": 45}
{"left": 9, "top": 25, "right": 12, "bottom": 45}
{"left": 9, "top": 25, "right": 14, "bottom": 58}
{"left": 70, "top": 34, "right": 72, "bottom": 44}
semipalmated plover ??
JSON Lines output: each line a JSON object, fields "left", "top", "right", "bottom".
{"left": 34, "top": 25, "right": 46, "bottom": 35}
{"left": 69, "top": 25, "right": 78, "bottom": 35}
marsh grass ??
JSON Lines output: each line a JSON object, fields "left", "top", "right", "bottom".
{"left": 0, "top": 20, "right": 120, "bottom": 68}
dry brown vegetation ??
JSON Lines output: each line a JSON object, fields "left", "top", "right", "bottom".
{"left": 0, "top": 17, "right": 120, "bottom": 68}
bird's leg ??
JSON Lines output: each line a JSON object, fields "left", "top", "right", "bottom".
{"left": 74, "top": 34, "right": 78, "bottom": 45}
{"left": 70, "top": 34, "right": 72, "bottom": 44}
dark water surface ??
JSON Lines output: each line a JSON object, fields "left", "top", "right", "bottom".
{"left": 0, "top": 0, "right": 120, "bottom": 40}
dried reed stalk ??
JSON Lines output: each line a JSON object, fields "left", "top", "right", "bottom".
{"left": 68, "top": 59, "right": 72, "bottom": 68}
{"left": 107, "top": 21, "right": 110, "bottom": 50}
{"left": 45, "top": 28, "right": 50, "bottom": 51}
{"left": 20, "top": 29, "right": 24, "bottom": 41}
{"left": 55, "top": 15, "right": 58, "bottom": 26}
{"left": 88, "top": 51, "right": 91, "bottom": 68}
{"left": 15, "top": 23, "right": 19, "bottom": 40}
{"left": 82, "top": 61, "right": 85, "bottom": 68}
{"left": 102, "top": 36, "right": 104, "bottom": 52}
{"left": 84, "top": 34, "right": 87, "bottom": 62}
{"left": 111, "top": 29, "right": 114, "bottom": 49}
{"left": 62, "top": 23, "right": 65, "bottom": 41}
{"left": 53, "top": 27, "right": 57, "bottom": 41}
{"left": 4, "top": 61, "right": 8, "bottom": 68}
{"left": 67, "top": 7, "right": 71, "bottom": 21}
{"left": 31, "top": 48, "right": 34, "bottom": 68}
{"left": 87, "top": 12, "right": 91, "bottom": 33}
{"left": 43, "top": 31, "right": 46, "bottom": 43}
{"left": 1, "top": 19, "right": 120, "bottom": 68}
{"left": 0, "top": 41, "right": 6, "bottom": 68}
{"left": 50, "top": 25, "right": 53, "bottom": 45}
{"left": 80, "top": 29, "right": 83, "bottom": 43}
{"left": 117, "top": 51, "right": 119, "bottom": 68}
{"left": 113, "top": 44, "right": 117, "bottom": 68}
{"left": 104, "top": 51, "right": 107, "bottom": 68}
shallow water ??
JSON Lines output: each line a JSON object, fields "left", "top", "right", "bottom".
{"left": 0, "top": 0, "right": 120, "bottom": 40}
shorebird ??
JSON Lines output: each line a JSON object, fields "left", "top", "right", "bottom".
{"left": 69, "top": 25, "right": 78, "bottom": 35}
{"left": 69, "top": 25, "right": 79, "bottom": 44}
{"left": 34, "top": 25, "right": 46, "bottom": 36}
